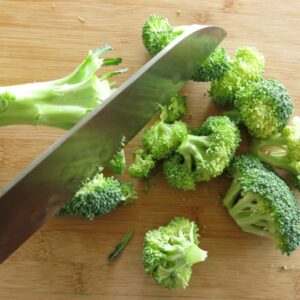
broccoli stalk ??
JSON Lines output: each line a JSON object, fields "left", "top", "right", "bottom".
{"left": 223, "top": 155, "right": 300, "bottom": 255}
{"left": 143, "top": 217, "right": 207, "bottom": 289}
{"left": 251, "top": 116, "right": 300, "bottom": 187}
{"left": 0, "top": 45, "right": 126, "bottom": 129}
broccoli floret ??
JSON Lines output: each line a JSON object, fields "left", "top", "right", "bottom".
{"left": 57, "top": 172, "right": 137, "bottom": 220}
{"left": 209, "top": 46, "right": 265, "bottom": 106}
{"left": 142, "top": 15, "right": 184, "bottom": 56}
{"left": 179, "top": 116, "right": 240, "bottom": 181}
{"left": 0, "top": 46, "right": 125, "bottom": 129}
{"left": 142, "top": 15, "right": 228, "bottom": 82}
{"left": 191, "top": 47, "right": 229, "bottom": 82}
{"left": 223, "top": 155, "right": 300, "bottom": 255}
{"left": 234, "top": 79, "right": 293, "bottom": 139}
{"left": 108, "top": 149, "right": 126, "bottom": 175}
{"left": 128, "top": 148, "right": 156, "bottom": 179}
{"left": 163, "top": 153, "right": 198, "bottom": 191}
{"left": 143, "top": 217, "right": 207, "bottom": 289}
{"left": 143, "top": 120, "right": 188, "bottom": 160}
{"left": 251, "top": 116, "right": 300, "bottom": 187}
{"left": 160, "top": 94, "right": 187, "bottom": 123}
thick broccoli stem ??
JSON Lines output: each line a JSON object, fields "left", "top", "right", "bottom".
{"left": 228, "top": 192, "right": 273, "bottom": 238}
{"left": 0, "top": 46, "right": 123, "bottom": 129}
{"left": 178, "top": 135, "right": 210, "bottom": 170}
{"left": 252, "top": 137, "right": 297, "bottom": 174}
{"left": 223, "top": 177, "right": 242, "bottom": 210}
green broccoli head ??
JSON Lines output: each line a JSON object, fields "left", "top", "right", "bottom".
{"left": 251, "top": 116, "right": 300, "bottom": 188}
{"left": 108, "top": 149, "right": 126, "bottom": 175}
{"left": 143, "top": 217, "right": 207, "bottom": 289}
{"left": 142, "top": 15, "right": 182, "bottom": 56}
{"left": 223, "top": 155, "right": 300, "bottom": 255}
{"left": 160, "top": 94, "right": 187, "bottom": 123}
{"left": 191, "top": 47, "right": 229, "bottom": 82}
{"left": 143, "top": 120, "right": 188, "bottom": 160}
{"left": 57, "top": 172, "right": 137, "bottom": 220}
{"left": 128, "top": 148, "right": 156, "bottom": 179}
{"left": 229, "top": 154, "right": 268, "bottom": 177}
{"left": 163, "top": 153, "right": 198, "bottom": 191}
{"left": 209, "top": 46, "right": 265, "bottom": 106}
{"left": 0, "top": 46, "right": 126, "bottom": 129}
{"left": 236, "top": 79, "right": 293, "bottom": 139}
{"left": 178, "top": 116, "right": 240, "bottom": 182}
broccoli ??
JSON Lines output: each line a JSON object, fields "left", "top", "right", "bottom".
{"left": 0, "top": 45, "right": 125, "bottom": 129}
{"left": 251, "top": 116, "right": 300, "bottom": 187}
{"left": 223, "top": 155, "right": 300, "bottom": 255}
{"left": 143, "top": 217, "right": 207, "bottom": 289}
{"left": 128, "top": 148, "right": 156, "bottom": 179}
{"left": 108, "top": 149, "right": 126, "bottom": 175}
{"left": 209, "top": 46, "right": 265, "bottom": 106}
{"left": 160, "top": 94, "right": 187, "bottom": 123}
{"left": 142, "top": 15, "right": 183, "bottom": 56}
{"left": 234, "top": 79, "right": 293, "bottom": 139}
{"left": 163, "top": 116, "right": 240, "bottom": 190}
{"left": 191, "top": 46, "right": 229, "bottom": 82}
{"left": 142, "top": 15, "right": 229, "bottom": 81}
{"left": 142, "top": 120, "right": 188, "bottom": 160}
{"left": 163, "top": 153, "right": 198, "bottom": 191}
{"left": 57, "top": 172, "right": 137, "bottom": 220}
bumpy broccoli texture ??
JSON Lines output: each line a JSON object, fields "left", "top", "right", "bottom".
{"left": 143, "top": 120, "right": 188, "bottom": 160}
{"left": 251, "top": 116, "right": 300, "bottom": 187}
{"left": 142, "top": 15, "right": 229, "bottom": 81}
{"left": 143, "top": 217, "right": 207, "bottom": 289}
{"left": 235, "top": 79, "right": 293, "bottom": 139}
{"left": 57, "top": 172, "right": 137, "bottom": 220}
{"left": 108, "top": 149, "right": 126, "bottom": 175}
{"left": 128, "top": 148, "right": 156, "bottom": 179}
{"left": 0, "top": 46, "right": 126, "bottom": 129}
{"left": 223, "top": 155, "right": 300, "bottom": 255}
{"left": 209, "top": 47, "right": 265, "bottom": 106}
{"left": 160, "top": 94, "right": 187, "bottom": 123}
{"left": 163, "top": 116, "right": 240, "bottom": 190}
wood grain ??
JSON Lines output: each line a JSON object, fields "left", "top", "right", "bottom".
{"left": 0, "top": 0, "right": 300, "bottom": 299}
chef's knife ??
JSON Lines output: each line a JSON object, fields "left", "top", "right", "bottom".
{"left": 0, "top": 25, "right": 226, "bottom": 262}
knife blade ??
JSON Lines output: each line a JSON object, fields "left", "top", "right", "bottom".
{"left": 0, "top": 25, "right": 226, "bottom": 262}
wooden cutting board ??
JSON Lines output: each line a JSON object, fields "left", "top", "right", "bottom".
{"left": 0, "top": 0, "right": 300, "bottom": 299}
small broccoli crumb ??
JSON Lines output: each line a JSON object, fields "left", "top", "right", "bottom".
{"left": 78, "top": 16, "right": 85, "bottom": 23}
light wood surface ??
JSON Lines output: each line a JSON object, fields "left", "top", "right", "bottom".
{"left": 0, "top": 0, "right": 300, "bottom": 299}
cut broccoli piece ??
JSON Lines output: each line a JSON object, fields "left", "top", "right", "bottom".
{"left": 235, "top": 79, "right": 293, "bottom": 139}
{"left": 142, "top": 15, "right": 228, "bottom": 82}
{"left": 163, "top": 153, "right": 198, "bottom": 191}
{"left": 143, "top": 217, "right": 207, "bottom": 289}
{"left": 108, "top": 149, "right": 126, "bottom": 175}
{"left": 0, "top": 46, "right": 126, "bottom": 129}
{"left": 128, "top": 148, "right": 156, "bottom": 179}
{"left": 57, "top": 172, "right": 137, "bottom": 220}
{"left": 142, "top": 15, "right": 184, "bottom": 56}
{"left": 191, "top": 47, "right": 229, "bottom": 82}
{"left": 179, "top": 115, "right": 240, "bottom": 181}
{"left": 163, "top": 116, "right": 240, "bottom": 190}
{"left": 142, "top": 120, "right": 188, "bottom": 160}
{"left": 160, "top": 94, "right": 187, "bottom": 123}
{"left": 209, "top": 46, "right": 265, "bottom": 106}
{"left": 251, "top": 116, "right": 300, "bottom": 187}
{"left": 223, "top": 155, "right": 300, "bottom": 255}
